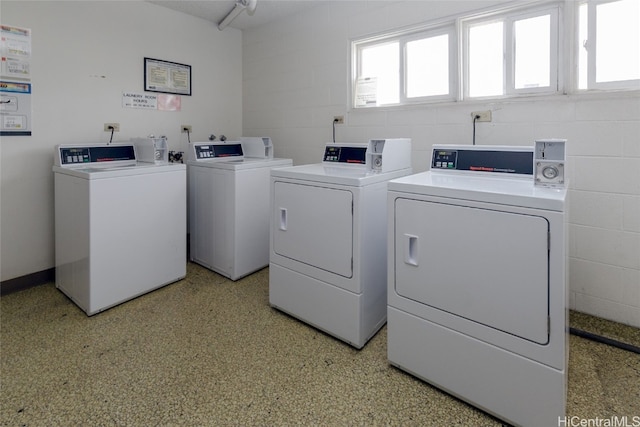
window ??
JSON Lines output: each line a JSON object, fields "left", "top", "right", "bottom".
{"left": 353, "top": 25, "right": 455, "bottom": 107}
{"left": 359, "top": 41, "right": 400, "bottom": 105}
{"left": 514, "top": 14, "right": 552, "bottom": 90}
{"left": 467, "top": 21, "right": 504, "bottom": 97}
{"left": 463, "top": 5, "right": 559, "bottom": 99}
{"left": 351, "top": 1, "right": 638, "bottom": 109}
{"left": 406, "top": 34, "right": 451, "bottom": 98}
{"left": 578, "top": 0, "right": 640, "bottom": 90}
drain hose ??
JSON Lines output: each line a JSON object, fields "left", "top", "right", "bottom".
{"left": 570, "top": 327, "right": 640, "bottom": 355}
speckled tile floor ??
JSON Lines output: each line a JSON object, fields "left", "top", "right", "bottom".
{"left": 1, "top": 263, "right": 639, "bottom": 426}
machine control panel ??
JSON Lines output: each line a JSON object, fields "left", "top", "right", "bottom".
{"left": 432, "top": 150, "right": 458, "bottom": 170}
{"left": 194, "top": 143, "right": 243, "bottom": 159}
{"left": 60, "top": 147, "right": 90, "bottom": 165}
{"left": 323, "top": 145, "right": 367, "bottom": 164}
{"left": 58, "top": 145, "right": 137, "bottom": 166}
{"left": 431, "top": 147, "right": 533, "bottom": 175}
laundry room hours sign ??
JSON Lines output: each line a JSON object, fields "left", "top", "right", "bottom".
{"left": 122, "top": 91, "right": 181, "bottom": 111}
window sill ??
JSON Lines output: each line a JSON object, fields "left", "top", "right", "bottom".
{"left": 349, "top": 88, "right": 640, "bottom": 114}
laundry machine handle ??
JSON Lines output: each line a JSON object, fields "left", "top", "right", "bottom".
{"left": 279, "top": 208, "right": 288, "bottom": 231}
{"left": 404, "top": 234, "right": 419, "bottom": 266}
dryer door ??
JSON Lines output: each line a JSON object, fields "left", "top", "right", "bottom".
{"left": 273, "top": 182, "right": 353, "bottom": 278}
{"left": 394, "top": 198, "right": 549, "bottom": 344}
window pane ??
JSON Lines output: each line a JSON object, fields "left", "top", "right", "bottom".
{"left": 469, "top": 22, "right": 503, "bottom": 97}
{"left": 596, "top": 0, "right": 640, "bottom": 83}
{"left": 514, "top": 14, "right": 550, "bottom": 89}
{"left": 407, "top": 34, "right": 449, "bottom": 98}
{"left": 578, "top": 3, "right": 588, "bottom": 89}
{"left": 361, "top": 42, "right": 399, "bottom": 105}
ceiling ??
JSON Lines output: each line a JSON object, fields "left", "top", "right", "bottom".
{"left": 147, "top": 0, "right": 321, "bottom": 31}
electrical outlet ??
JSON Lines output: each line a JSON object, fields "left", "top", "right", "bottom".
{"left": 471, "top": 111, "right": 492, "bottom": 122}
{"left": 333, "top": 116, "right": 344, "bottom": 124}
{"left": 181, "top": 125, "right": 192, "bottom": 133}
{"left": 104, "top": 123, "right": 120, "bottom": 132}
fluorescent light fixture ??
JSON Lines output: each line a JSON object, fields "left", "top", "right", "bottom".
{"left": 218, "top": 0, "right": 257, "bottom": 31}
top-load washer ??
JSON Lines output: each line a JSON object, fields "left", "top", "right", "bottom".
{"left": 53, "top": 143, "right": 186, "bottom": 315}
{"left": 387, "top": 144, "right": 568, "bottom": 426}
{"left": 187, "top": 138, "right": 292, "bottom": 280}
{"left": 270, "top": 138, "right": 412, "bottom": 349}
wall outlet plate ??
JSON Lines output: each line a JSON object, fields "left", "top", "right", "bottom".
{"left": 471, "top": 111, "right": 492, "bottom": 122}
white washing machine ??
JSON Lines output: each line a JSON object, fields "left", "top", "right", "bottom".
{"left": 188, "top": 139, "right": 292, "bottom": 280}
{"left": 387, "top": 145, "right": 568, "bottom": 427}
{"left": 53, "top": 143, "right": 186, "bottom": 316}
{"left": 270, "top": 138, "right": 412, "bottom": 349}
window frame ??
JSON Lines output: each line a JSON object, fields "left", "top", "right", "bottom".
{"left": 401, "top": 25, "right": 457, "bottom": 105}
{"left": 461, "top": 3, "right": 561, "bottom": 100}
{"left": 349, "top": 0, "right": 638, "bottom": 110}
{"left": 462, "top": 17, "right": 506, "bottom": 100}
{"left": 580, "top": 0, "right": 640, "bottom": 91}
{"left": 356, "top": 38, "right": 401, "bottom": 106}
{"left": 352, "top": 23, "right": 457, "bottom": 108}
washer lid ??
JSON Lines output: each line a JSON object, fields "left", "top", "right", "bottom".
{"left": 53, "top": 162, "right": 185, "bottom": 179}
{"left": 187, "top": 157, "right": 291, "bottom": 170}
{"left": 389, "top": 171, "right": 566, "bottom": 211}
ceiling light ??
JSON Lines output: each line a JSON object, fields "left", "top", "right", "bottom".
{"left": 218, "top": 0, "right": 257, "bottom": 31}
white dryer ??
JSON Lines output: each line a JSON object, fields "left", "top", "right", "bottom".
{"left": 387, "top": 145, "right": 568, "bottom": 427}
{"left": 187, "top": 139, "right": 292, "bottom": 280}
{"left": 53, "top": 143, "right": 186, "bottom": 315}
{"left": 270, "top": 138, "right": 412, "bottom": 349}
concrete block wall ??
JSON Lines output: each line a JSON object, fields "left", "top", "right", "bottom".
{"left": 243, "top": 1, "right": 640, "bottom": 327}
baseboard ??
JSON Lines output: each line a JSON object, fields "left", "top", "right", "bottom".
{"left": 1, "top": 268, "right": 54, "bottom": 296}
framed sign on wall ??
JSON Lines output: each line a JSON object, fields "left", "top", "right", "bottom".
{"left": 144, "top": 57, "right": 191, "bottom": 96}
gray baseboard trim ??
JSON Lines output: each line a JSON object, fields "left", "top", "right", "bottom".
{"left": 1, "top": 268, "right": 54, "bottom": 296}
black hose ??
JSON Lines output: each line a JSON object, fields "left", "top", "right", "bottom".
{"left": 569, "top": 327, "right": 640, "bottom": 354}
{"left": 472, "top": 115, "right": 479, "bottom": 145}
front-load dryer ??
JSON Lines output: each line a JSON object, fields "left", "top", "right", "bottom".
{"left": 270, "top": 138, "right": 412, "bottom": 349}
{"left": 387, "top": 144, "right": 568, "bottom": 426}
{"left": 187, "top": 139, "right": 292, "bottom": 280}
{"left": 53, "top": 143, "right": 186, "bottom": 315}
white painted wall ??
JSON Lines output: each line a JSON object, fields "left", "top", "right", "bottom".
{"left": 243, "top": 1, "right": 640, "bottom": 327}
{"left": 1, "top": 0, "right": 637, "bottom": 328}
{"left": 0, "top": 1, "right": 242, "bottom": 281}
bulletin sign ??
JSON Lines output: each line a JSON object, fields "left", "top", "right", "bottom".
{"left": 144, "top": 57, "right": 191, "bottom": 96}
{"left": 1, "top": 24, "right": 32, "bottom": 136}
